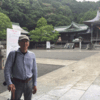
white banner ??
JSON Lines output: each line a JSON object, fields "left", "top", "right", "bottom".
{"left": 46, "top": 41, "right": 50, "bottom": 49}
{"left": 6, "top": 28, "right": 21, "bottom": 57}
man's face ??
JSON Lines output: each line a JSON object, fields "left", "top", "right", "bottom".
{"left": 19, "top": 39, "right": 29, "bottom": 50}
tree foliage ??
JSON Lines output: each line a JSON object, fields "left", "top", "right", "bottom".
{"left": 0, "top": 0, "right": 100, "bottom": 31}
{"left": 29, "top": 17, "right": 59, "bottom": 42}
{"left": 37, "top": 17, "right": 47, "bottom": 28}
{"left": 22, "top": 27, "right": 28, "bottom": 31}
{"left": 0, "top": 12, "right": 12, "bottom": 40}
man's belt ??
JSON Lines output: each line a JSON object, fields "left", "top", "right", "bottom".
{"left": 13, "top": 77, "right": 32, "bottom": 83}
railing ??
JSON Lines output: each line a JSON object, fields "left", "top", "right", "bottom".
{"left": 83, "top": 40, "right": 90, "bottom": 42}
{"left": 92, "top": 37, "right": 100, "bottom": 41}
{"left": 56, "top": 41, "right": 68, "bottom": 43}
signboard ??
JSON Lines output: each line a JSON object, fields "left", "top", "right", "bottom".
{"left": 46, "top": 41, "right": 50, "bottom": 49}
{"left": 6, "top": 28, "right": 21, "bottom": 57}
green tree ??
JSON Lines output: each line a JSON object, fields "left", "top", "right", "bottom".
{"left": 29, "top": 17, "right": 59, "bottom": 42}
{"left": 22, "top": 27, "right": 28, "bottom": 31}
{"left": 0, "top": 12, "right": 12, "bottom": 40}
{"left": 40, "top": 25, "right": 59, "bottom": 42}
{"left": 37, "top": 17, "right": 47, "bottom": 28}
{"left": 79, "top": 9, "right": 96, "bottom": 23}
{"left": 29, "top": 28, "right": 41, "bottom": 42}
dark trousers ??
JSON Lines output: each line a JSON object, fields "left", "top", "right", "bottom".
{"left": 11, "top": 79, "right": 33, "bottom": 100}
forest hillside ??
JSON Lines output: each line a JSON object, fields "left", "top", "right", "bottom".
{"left": 0, "top": 0, "right": 100, "bottom": 31}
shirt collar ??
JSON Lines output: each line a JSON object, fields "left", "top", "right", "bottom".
{"left": 17, "top": 48, "right": 29, "bottom": 55}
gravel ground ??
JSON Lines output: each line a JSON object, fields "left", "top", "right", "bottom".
{"left": 30, "top": 49, "right": 98, "bottom": 61}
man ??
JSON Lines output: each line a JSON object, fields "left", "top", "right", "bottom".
{"left": 4, "top": 35, "right": 37, "bottom": 100}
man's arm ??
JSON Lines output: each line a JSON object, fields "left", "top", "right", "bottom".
{"left": 32, "top": 54, "right": 38, "bottom": 94}
{"left": 4, "top": 52, "right": 13, "bottom": 86}
{"left": 4, "top": 51, "right": 16, "bottom": 95}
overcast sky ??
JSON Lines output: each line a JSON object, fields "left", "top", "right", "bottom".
{"left": 76, "top": 0, "right": 99, "bottom": 2}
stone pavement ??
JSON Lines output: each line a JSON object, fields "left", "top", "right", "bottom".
{"left": 0, "top": 50, "right": 100, "bottom": 100}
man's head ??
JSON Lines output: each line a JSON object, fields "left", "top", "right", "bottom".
{"left": 18, "top": 35, "right": 30, "bottom": 52}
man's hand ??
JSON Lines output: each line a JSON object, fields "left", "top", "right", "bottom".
{"left": 32, "top": 86, "right": 37, "bottom": 94}
{"left": 8, "top": 84, "right": 16, "bottom": 92}
{"left": 8, "top": 84, "right": 16, "bottom": 100}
